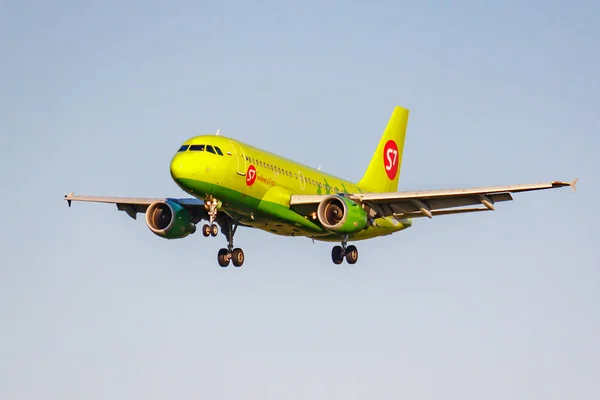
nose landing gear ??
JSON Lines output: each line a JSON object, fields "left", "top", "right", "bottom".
{"left": 202, "top": 223, "right": 219, "bottom": 237}
{"left": 331, "top": 236, "right": 358, "bottom": 265}
{"left": 202, "top": 198, "right": 220, "bottom": 237}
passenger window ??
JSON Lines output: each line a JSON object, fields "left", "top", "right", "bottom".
{"left": 214, "top": 146, "right": 224, "bottom": 156}
{"left": 206, "top": 145, "right": 216, "bottom": 154}
{"left": 189, "top": 144, "right": 205, "bottom": 151}
{"left": 178, "top": 145, "right": 189, "bottom": 152}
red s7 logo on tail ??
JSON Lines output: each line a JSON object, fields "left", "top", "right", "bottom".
{"left": 383, "top": 140, "right": 399, "bottom": 180}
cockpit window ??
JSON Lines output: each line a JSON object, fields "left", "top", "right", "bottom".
{"left": 187, "top": 144, "right": 224, "bottom": 155}
{"left": 178, "top": 145, "right": 189, "bottom": 152}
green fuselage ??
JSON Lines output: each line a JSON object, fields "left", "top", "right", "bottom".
{"left": 169, "top": 135, "right": 411, "bottom": 241}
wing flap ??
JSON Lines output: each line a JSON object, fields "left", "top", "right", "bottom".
{"left": 420, "top": 192, "right": 513, "bottom": 211}
{"left": 395, "top": 206, "right": 492, "bottom": 219}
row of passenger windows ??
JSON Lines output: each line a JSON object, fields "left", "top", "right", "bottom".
{"left": 178, "top": 144, "right": 224, "bottom": 156}
{"left": 177, "top": 144, "right": 340, "bottom": 191}
{"left": 245, "top": 155, "right": 341, "bottom": 192}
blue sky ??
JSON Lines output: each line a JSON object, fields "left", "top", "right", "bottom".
{"left": 1, "top": 1, "right": 598, "bottom": 399}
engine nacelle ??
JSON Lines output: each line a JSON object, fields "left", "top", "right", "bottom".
{"left": 145, "top": 200, "right": 196, "bottom": 239}
{"left": 317, "top": 195, "right": 368, "bottom": 235}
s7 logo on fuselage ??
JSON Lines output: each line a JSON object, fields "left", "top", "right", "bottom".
{"left": 383, "top": 140, "right": 399, "bottom": 180}
{"left": 246, "top": 165, "right": 257, "bottom": 186}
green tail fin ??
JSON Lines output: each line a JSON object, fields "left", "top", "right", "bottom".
{"left": 358, "top": 106, "right": 409, "bottom": 193}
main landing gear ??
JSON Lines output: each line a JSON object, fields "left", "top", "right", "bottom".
{"left": 202, "top": 198, "right": 220, "bottom": 237}
{"left": 331, "top": 236, "right": 358, "bottom": 265}
{"left": 217, "top": 217, "right": 244, "bottom": 268}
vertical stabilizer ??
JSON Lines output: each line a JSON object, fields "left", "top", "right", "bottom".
{"left": 358, "top": 106, "right": 409, "bottom": 193}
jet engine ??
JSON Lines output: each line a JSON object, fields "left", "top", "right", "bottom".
{"left": 145, "top": 200, "right": 196, "bottom": 239}
{"left": 316, "top": 195, "right": 368, "bottom": 235}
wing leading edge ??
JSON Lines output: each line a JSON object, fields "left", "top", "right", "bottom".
{"left": 64, "top": 193, "right": 207, "bottom": 221}
{"left": 290, "top": 179, "right": 578, "bottom": 220}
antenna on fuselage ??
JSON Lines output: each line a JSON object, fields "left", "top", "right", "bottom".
{"left": 216, "top": 129, "right": 220, "bottom": 136}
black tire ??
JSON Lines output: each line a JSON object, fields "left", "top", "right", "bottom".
{"left": 231, "top": 248, "right": 244, "bottom": 267}
{"left": 331, "top": 246, "right": 344, "bottom": 264}
{"left": 345, "top": 245, "right": 358, "bottom": 264}
{"left": 217, "top": 248, "right": 230, "bottom": 267}
{"left": 210, "top": 224, "right": 219, "bottom": 237}
{"left": 202, "top": 224, "right": 211, "bottom": 237}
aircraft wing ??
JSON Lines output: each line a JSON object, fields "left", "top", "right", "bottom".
{"left": 64, "top": 193, "right": 208, "bottom": 222}
{"left": 290, "top": 179, "right": 578, "bottom": 220}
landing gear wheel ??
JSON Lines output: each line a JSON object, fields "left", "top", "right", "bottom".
{"left": 332, "top": 246, "right": 344, "bottom": 265}
{"left": 231, "top": 248, "right": 245, "bottom": 267}
{"left": 345, "top": 245, "right": 358, "bottom": 264}
{"left": 216, "top": 217, "right": 244, "bottom": 268}
{"left": 210, "top": 224, "right": 219, "bottom": 237}
{"left": 202, "top": 224, "right": 211, "bottom": 237}
{"left": 217, "top": 248, "right": 230, "bottom": 267}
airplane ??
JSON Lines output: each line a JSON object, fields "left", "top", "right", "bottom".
{"left": 64, "top": 106, "right": 577, "bottom": 267}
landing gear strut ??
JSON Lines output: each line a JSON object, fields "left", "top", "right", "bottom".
{"left": 331, "top": 236, "right": 358, "bottom": 265}
{"left": 202, "top": 198, "right": 220, "bottom": 237}
{"left": 217, "top": 217, "right": 244, "bottom": 267}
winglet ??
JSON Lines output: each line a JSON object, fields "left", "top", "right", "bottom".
{"left": 570, "top": 178, "right": 578, "bottom": 193}
{"left": 65, "top": 192, "right": 74, "bottom": 207}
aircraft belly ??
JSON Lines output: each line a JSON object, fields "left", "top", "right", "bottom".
{"left": 253, "top": 186, "right": 324, "bottom": 234}
{"left": 215, "top": 183, "right": 323, "bottom": 236}
{"left": 313, "top": 216, "right": 412, "bottom": 242}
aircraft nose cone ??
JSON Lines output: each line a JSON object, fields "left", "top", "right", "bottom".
{"left": 170, "top": 155, "right": 185, "bottom": 181}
